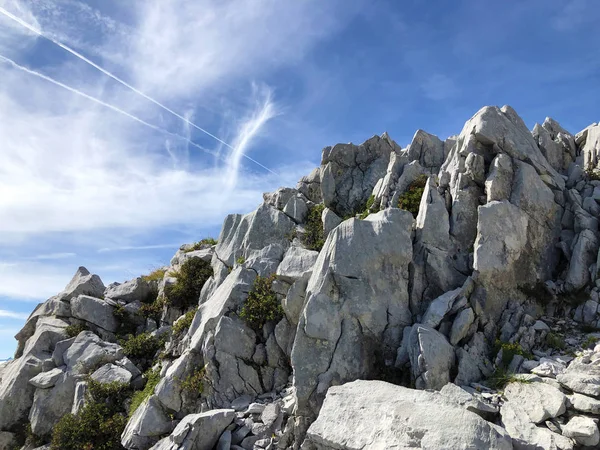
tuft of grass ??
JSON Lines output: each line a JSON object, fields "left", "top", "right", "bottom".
{"left": 236, "top": 256, "right": 246, "bottom": 265}
{"left": 129, "top": 369, "right": 161, "bottom": 417}
{"left": 397, "top": 175, "right": 428, "bottom": 218}
{"left": 487, "top": 368, "right": 532, "bottom": 390}
{"left": 185, "top": 238, "right": 218, "bottom": 252}
{"left": 164, "top": 257, "right": 213, "bottom": 309}
{"left": 494, "top": 340, "right": 533, "bottom": 367}
{"left": 65, "top": 323, "right": 88, "bottom": 338}
{"left": 142, "top": 268, "right": 167, "bottom": 283}
{"left": 545, "top": 332, "right": 566, "bottom": 351}
{"left": 582, "top": 335, "right": 599, "bottom": 349}
{"left": 172, "top": 310, "right": 196, "bottom": 336}
{"left": 240, "top": 274, "right": 283, "bottom": 332}
{"left": 301, "top": 204, "right": 325, "bottom": 251}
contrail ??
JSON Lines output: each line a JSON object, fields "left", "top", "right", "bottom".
{"left": 0, "top": 54, "right": 219, "bottom": 158}
{"left": 0, "top": 6, "right": 278, "bottom": 176}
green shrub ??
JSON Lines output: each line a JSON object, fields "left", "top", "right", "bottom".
{"left": 172, "top": 310, "right": 196, "bottom": 336}
{"left": 141, "top": 268, "right": 167, "bottom": 283}
{"left": 240, "top": 274, "right": 283, "bottom": 332}
{"left": 121, "top": 333, "right": 161, "bottom": 361}
{"left": 51, "top": 379, "right": 129, "bottom": 450}
{"left": 545, "top": 332, "right": 566, "bottom": 351}
{"left": 65, "top": 323, "right": 88, "bottom": 338}
{"left": 165, "top": 258, "right": 213, "bottom": 309}
{"left": 139, "top": 297, "right": 165, "bottom": 323}
{"left": 236, "top": 256, "right": 246, "bottom": 265}
{"left": 181, "top": 367, "right": 205, "bottom": 396}
{"left": 582, "top": 335, "right": 598, "bottom": 349}
{"left": 586, "top": 162, "right": 600, "bottom": 181}
{"left": 397, "top": 175, "right": 428, "bottom": 218}
{"left": 302, "top": 204, "right": 325, "bottom": 251}
{"left": 358, "top": 195, "right": 378, "bottom": 220}
{"left": 185, "top": 238, "right": 218, "bottom": 252}
{"left": 129, "top": 370, "right": 161, "bottom": 417}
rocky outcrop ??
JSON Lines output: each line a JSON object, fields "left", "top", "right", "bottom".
{"left": 7, "top": 104, "right": 600, "bottom": 450}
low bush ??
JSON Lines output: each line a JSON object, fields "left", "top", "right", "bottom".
{"left": 113, "top": 304, "right": 138, "bottom": 337}
{"left": 51, "top": 379, "right": 130, "bottom": 450}
{"left": 185, "top": 238, "right": 218, "bottom": 252}
{"left": 240, "top": 274, "right": 283, "bottom": 332}
{"left": 236, "top": 256, "right": 246, "bottom": 265}
{"left": 139, "top": 297, "right": 165, "bottom": 323}
{"left": 582, "top": 335, "right": 598, "bottom": 349}
{"left": 65, "top": 323, "right": 88, "bottom": 338}
{"left": 302, "top": 204, "right": 325, "bottom": 251}
{"left": 129, "top": 369, "right": 161, "bottom": 417}
{"left": 172, "top": 309, "right": 196, "bottom": 336}
{"left": 120, "top": 333, "right": 162, "bottom": 361}
{"left": 181, "top": 367, "right": 205, "bottom": 397}
{"left": 165, "top": 258, "right": 213, "bottom": 309}
{"left": 495, "top": 340, "right": 533, "bottom": 367}
{"left": 487, "top": 368, "right": 531, "bottom": 390}
{"left": 397, "top": 175, "right": 428, "bottom": 218}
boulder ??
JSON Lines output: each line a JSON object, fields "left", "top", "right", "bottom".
{"left": 29, "top": 372, "right": 76, "bottom": 436}
{"left": 408, "top": 324, "right": 455, "bottom": 390}
{"left": 565, "top": 229, "right": 599, "bottom": 291}
{"left": 0, "top": 355, "right": 43, "bottom": 430}
{"left": 557, "top": 356, "right": 600, "bottom": 396}
{"left": 63, "top": 331, "right": 123, "bottom": 374}
{"left": 485, "top": 153, "right": 514, "bottom": 202}
{"left": 304, "top": 380, "right": 512, "bottom": 449}
{"left": 562, "top": 415, "right": 599, "bottom": 447}
{"left": 568, "top": 392, "right": 600, "bottom": 414}
{"left": 283, "top": 194, "right": 308, "bottom": 223}
{"left": 291, "top": 209, "right": 414, "bottom": 415}
{"left": 105, "top": 277, "right": 154, "bottom": 303}
{"left": 91, "top": 363, "right": 133, "bottom": 385}
{"left": 71, "top": 295, "right": 118, "bottom": 332}
{"left": 276, "top": 246, "right": 318, "bottom": 283}
{"left": 450, "top": 307, "right": 475, "bottom": 345}
{"left": 150, "top": 409, "right": 235, "bottom": 450}
{"left": 321, "top": 207, "right": 342, "bottom": 237}
{"left": 59, "top": 266, "right": 105, "bottom": 301}
{"left": 422, "top": 287, "right": 462, "bottom": 328}
{"left": 29, "top": 367, "right": 64, "bottom": 389}
{"left": 503, "top": 382, "right": 566, "bottom": 424}
{"left": 121, "top": 395, "right": 174, "bottom": 450}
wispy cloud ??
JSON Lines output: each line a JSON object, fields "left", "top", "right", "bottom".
{"left": 0, "top": 309, "right": 28, "bottom": 320}
{"left": 24, "top": 252, "right": 76, "bottom": 260}
{"left": 98, "top": 244, "right": 179, "bottom": 253}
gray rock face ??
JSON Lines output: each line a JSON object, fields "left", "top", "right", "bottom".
{"left": 0, "top": 356, "right": 43, "bottom": 430}
{"left": 557, "top": 356, "right": 600, "bottom": 396}
{"left": 565, "top": 229, "right": 599, "bottom": 291}
{"left": 486, "top": 153, "right": 514, "bottom": 202}
{"left": 63, "top": 331, "right": 124, "bottom": 374}
{"left": 60, "top": 266, "right": 105, "bottom": 301}
{"left": 320, "top": 135, "right": 397, "bottom": 217}
{"left": 408, "top": 324, "right": 455, "bottom": 390}
{"left": 321, "top": 207, "right": 342, "bottom": 237}
{"left": 283, "top": 194, "right": 308, "bottom": 224}
{"left": 304, "top": 380, "right": 512, "bottom": 449}
{"left": 292, "top": 209, "right": 414, "bottom": 415}
{"left": 450, "top": 307, "right": 475, "bottom": 346}
{"left": 214, "top": 203, "right": 295, "bottom": 268}
{"left": 0, "top": 432, "right": 16, "bottom": 450}
{"left": 150, "top": 409, "right": 234, "bottom": 450}
{"left": 71, "top": 295, "right": 118, "bottom": 332}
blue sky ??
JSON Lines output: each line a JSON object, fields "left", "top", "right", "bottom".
{"left": 0, "top": 0, "right": 599, "bottom": 359}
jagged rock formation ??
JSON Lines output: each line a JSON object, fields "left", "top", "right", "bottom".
{"left": 4, "top": 105, "right": 600, "bottom": 449}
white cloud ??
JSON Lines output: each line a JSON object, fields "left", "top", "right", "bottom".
{"left": 0, "top": 0, "right": 40, "bottom": 54}
{"left": 0, "top": 261, "right": 71, "bottom": 300}
{"left": 24, "top": 253, "right": 76, "bottom": 260}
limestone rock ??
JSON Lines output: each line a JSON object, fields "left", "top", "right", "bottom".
{"left": 63, "top": 331, "right": 124, "bottom": 374}
{"left": 122, "top": 395, "right": 174, "bottom": 450}
{"left": 29, "top": 372, "right": 76, "bottom": 436}
{"left": 503, "top": 382, "right": 566, "bottom": 424}
{"left": 562, "top": 415, "right": 599, "bottom": 447}
{"left": 60, "top": 266, "right": 105, "bottom": 301}
{"left": 450, "top": 307, "right": 475, "bottom": 345}
{"left": 276, "top": 246, "right": 318, "bottom": 283}
{"left": 408, "top": 324, "right": 455, "bottom": 390}
{"left": 71, "top": 295, "right": 118, "bottom": 332}
{"left": 150, "top": 409, "right": 235, "bottom": 450}
{"left": 105, "top": 277, "right": 154, "bottom": 303}
{"left": 557, "top": 356, "right": 600, "bottom": 396}
{"left": 291, "top": 209, "right": 413, "bottom": 415}
{"left": 304, "top": 380, "right": 512, "bottom": 449}
{"left": 29, "top": 367, "right": 64, "bottom": 389}
{"left": 91, "top": 363, "right": 133, "bottom": 385}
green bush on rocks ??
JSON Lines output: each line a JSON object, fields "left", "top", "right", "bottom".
{"left": 397, "top": 175, "right": 428, "bottom": 218}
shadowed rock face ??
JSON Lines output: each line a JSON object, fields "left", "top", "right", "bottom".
{"left": 7, "top": 105, "right": 600, "bottom": 450}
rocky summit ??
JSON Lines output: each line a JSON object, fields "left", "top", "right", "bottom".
{"left": 3, "top": 105, "right": 600, "bottom": 450}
